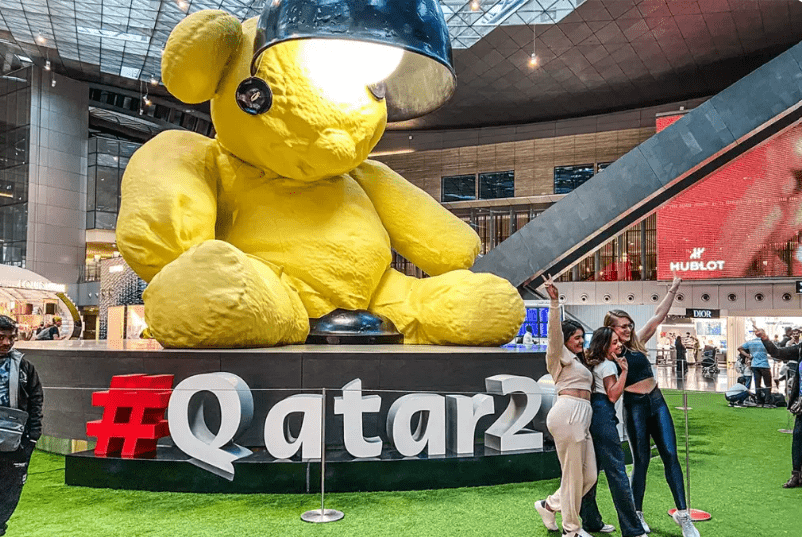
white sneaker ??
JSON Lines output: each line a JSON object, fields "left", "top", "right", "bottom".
{"left": 599, "top": 523, "right": 616, "bottom": 533}
{"left": 672, "top": 509, "right": 700, "bottom": 537}
{"left": 566, "top": 530, "right": 594, "bottom": 537}
{"left": 637, "top": 511, "right": 651, "bottom": 533}
{"left": 535, "top": 499, "right": 558, "bottom": 531}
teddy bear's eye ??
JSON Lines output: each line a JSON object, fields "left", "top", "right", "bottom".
{"left": 368, "top": 82, "right": 386, "bottom": 101}
{"left": 235, "top": 77, "right": 273, "bottom": 115}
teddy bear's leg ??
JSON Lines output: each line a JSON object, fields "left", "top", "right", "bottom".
{"left": 370, "top": 268, "right": 524, "bottom": 346}
{"left": 143, "top": 240, "right": 309, "bottom": 348}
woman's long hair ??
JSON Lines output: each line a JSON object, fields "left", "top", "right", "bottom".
{"left": 604, "top": 309, "right": 648, "bottom": 354}
{"left": 585, "top": 327, "right": 615, "bottom": 368}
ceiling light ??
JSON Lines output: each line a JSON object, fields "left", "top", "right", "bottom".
{"left": 51, "top": 78, "right": 56, "bottom": 87}
{"left": 150, "top": 77, "right": 158, "bottom": 86}
{"left": 470, "top": 0, "right": 480, "bottom": 11}
{"left": 529, "top": 53, "right": 538, "bottom": 68}
{"left": 176, "top": 0, "right": 189, "bottom": 12}
{"left": 44, "top": 60, "right": 50, "bottom": 71}
{"left": 36, "top": 34, "right": 46, "bottom": 45}
{"left": 143, "top": 97, "right": 152, "bottom": 106}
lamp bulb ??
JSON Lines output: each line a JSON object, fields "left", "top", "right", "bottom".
{"left": 44, "top": 60, "right": 50, "bottom": 71}
{"left": 470, "top": 0, "right": 480, "bottom": 11}
{"left": 299, "top": 39, "right": 403, "bottom": 104}
{"left": 529, "top": 53, "right": 538, "bottom": 68}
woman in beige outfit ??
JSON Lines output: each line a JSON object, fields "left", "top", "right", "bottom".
{"left": 535, "top": 276, "right": 597, "bottom": 537}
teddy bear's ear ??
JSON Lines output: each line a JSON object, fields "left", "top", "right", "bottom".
{"left": 161, "top": 10, "right": 243, "bottom": 104}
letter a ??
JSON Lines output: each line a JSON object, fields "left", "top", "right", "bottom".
{"left": 387, "top": 394, "right": 446, "bottom": 457}
{"left": 264, "top": 394, "right": 323, "bottom": 460}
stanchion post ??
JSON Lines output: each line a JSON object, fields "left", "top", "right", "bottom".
{"left": 675, "top": 360, "right": 691, "bottom": 411}
{"left": 779, "top": 410, "right": 793, "bottom": 434}
{"left": 301, "top": 387, "right": 344, "bottom": 523}
{"left": 669, "top": 390, "right": 711, "bottom": 522}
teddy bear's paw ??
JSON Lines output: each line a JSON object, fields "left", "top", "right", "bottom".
{"left": 373, "top": 269, "right": 524, "bottom": 346}
{"left": 143, "top": 240, "right": 309, "bottom": 348}
{"left": 405, "top": 270, "right": 524, "bottom": 346}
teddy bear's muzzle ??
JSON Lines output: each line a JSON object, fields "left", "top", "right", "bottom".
{"left": 305, "top": 128, "right": 359, "bottom": 175}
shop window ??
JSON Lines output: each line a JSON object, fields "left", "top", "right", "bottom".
{"left": 479, "top": 171, "right": 514, "bottom": 199}
{"left": 95, "top": 166, "right": 119, "bottom": 212}
{"left": 554, "top": 164, "right": 594, "bottom": 194}
{"left": 441, "top": 174, "right": 476, "bottom": 202}
{"left": 86, "top": 135, "right": 143, "bottom": 230}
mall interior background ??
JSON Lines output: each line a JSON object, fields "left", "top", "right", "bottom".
{"left": 1, "top": 0, "right": 802, "bottom": 359}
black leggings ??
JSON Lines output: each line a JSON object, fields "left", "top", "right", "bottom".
{"left": 793, "top": 414, "right": 802, "bottom": 472}
{"left": 752, "top": 367, "right": 772, "bottom": 390}
{"left": 623, "top": 387, "right": 687, "bottom": 511}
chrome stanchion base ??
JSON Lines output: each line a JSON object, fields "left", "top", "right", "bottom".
{"left": 668, "top": 508, "right": 711, "bottom": 521}
{"left": 301, "top": 509, "right": 345, "bottom": 523}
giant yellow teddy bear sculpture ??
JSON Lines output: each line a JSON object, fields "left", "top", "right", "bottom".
{"left": 116, "top": 10, "right": 524, "bottom": 348}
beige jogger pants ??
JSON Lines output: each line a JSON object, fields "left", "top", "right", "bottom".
{"left": 544, "top": 395, "right": 597, "bottom": 535}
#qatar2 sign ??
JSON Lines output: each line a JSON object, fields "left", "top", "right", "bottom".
{"left": 86, "top": 372, "right": 561, "bottom": 481}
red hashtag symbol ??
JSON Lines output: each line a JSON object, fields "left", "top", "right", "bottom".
{"left": 86, "top": 374, "right": 174, "bottom": 458}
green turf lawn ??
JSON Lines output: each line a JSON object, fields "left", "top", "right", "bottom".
{"left": 8, "top": 391, "right": 800, "bottom": 536}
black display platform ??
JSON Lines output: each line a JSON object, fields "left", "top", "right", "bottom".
{"left": 66, "top": 443, "right": 562, "bottom": 493}
{"left": 20, "top": 340, "right": 558, "bottom": 493}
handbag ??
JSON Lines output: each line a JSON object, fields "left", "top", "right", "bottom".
{"left": 0, "top": 406, "right": 28, "bottom": 452}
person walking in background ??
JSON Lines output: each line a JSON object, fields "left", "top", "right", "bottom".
{"left": 738, "top": 335, "right": 773, "bottom": 407}
{"left": 580, "top": 328, "right": 647, "bottom": 537}
{"left": 603, "top": 277, "right": 700, "bottom": 537}
{"left": 779, "top": 327, "right": 793, "bottom": 348}
{"left": 534, "top": 276, "right": 599, "bottom": 537}
{"left": 675, "top": 334, "right": 688, "bottom": 378}
{"left": 0, "top": 315, "right": 43, "bottom": 536}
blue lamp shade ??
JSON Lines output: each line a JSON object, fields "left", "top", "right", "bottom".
{"left": 255, "top": 0, "right": 456, "bottom": 122}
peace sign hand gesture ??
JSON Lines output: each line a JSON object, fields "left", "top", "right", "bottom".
{"left": 543, "top": 274, "right": 559, "bottom": 301}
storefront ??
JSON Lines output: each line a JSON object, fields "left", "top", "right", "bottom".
{"left": 658, "top": 308, "right": 727, "bottom": 364}
{"left": 0, "top": 264, "right": 78, "bottom": 339}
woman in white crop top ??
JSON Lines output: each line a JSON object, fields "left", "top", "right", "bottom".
{"left": 534, "top": 276, "right": 598, "bottom": 537}
{"left": 579, "top": 328, "right": 647, "bottom": 537}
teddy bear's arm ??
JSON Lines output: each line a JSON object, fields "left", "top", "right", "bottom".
{"left": 350, "top": 159, "right": 480, "bottom": 276}
{"left": 162, "top": 10, "right": 243, "bottom": 104}
{"left": 116, "top": 130, "right": 220, "bottom": 282}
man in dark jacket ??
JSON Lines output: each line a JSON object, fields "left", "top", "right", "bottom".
{"left": 0, "top": 315, "right": 43, "bottom": 536}
{"left": 755, "top": 327, "right": 801, "bottom": 488}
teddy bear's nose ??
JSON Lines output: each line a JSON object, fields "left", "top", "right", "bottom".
{"left": 308, "top": 128, "right": 357, "bottom": 167}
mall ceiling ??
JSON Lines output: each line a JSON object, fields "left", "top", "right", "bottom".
{"left": 1, "top": 0, "right": 801, "bottom": 131}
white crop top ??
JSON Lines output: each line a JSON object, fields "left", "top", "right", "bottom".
{"left": 593, "top": 360, "right": 618, "bottom": 394}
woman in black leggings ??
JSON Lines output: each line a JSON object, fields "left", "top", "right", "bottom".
{"left": 603, "top": 278, "right": 700, "bottom": 537}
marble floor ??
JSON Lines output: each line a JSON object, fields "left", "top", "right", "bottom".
{"left": 655, "top": 363, "right": 789, "bottom": 395}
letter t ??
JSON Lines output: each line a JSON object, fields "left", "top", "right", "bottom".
{"left": 334, "top": 379, "right": 383, "bottom": 458}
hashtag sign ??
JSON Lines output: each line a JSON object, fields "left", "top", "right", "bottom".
{"left": 86, "top": 374, "right": 174, "bottom": 458}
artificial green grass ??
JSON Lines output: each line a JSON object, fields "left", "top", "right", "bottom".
{"left": 9, "top": 390, "right": 800, "bottom": 536}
